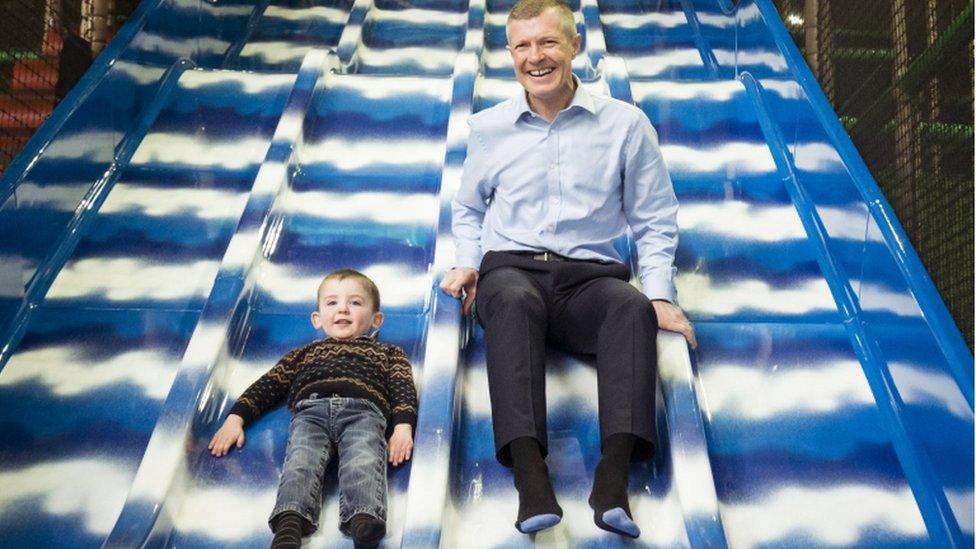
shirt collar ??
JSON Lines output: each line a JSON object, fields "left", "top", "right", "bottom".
{"left": 324, "top": 334, "right": 376, "bottom": 343}
{"left": 511, "top": 74, "right": 595, "bottom": 124}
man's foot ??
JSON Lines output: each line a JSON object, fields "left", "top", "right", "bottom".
{"left": 349, "top": 513, "right": 386, "bottom": 549}
{"left": 588, "top": 433, "right": 640, "bottom": 539}
{"left": 270, "top": 511, "right": 306, "bottom": 549}
{"left": 510, "top": 437, "right": 563, "bottom": 533}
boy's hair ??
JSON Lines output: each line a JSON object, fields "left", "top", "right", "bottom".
{"left": 319, "top": 269, "right": 381, "bottom": 311}
{"left": 507, "top": 0, "right": 577, "bottom": 40}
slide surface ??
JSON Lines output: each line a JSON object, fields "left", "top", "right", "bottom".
{"left": 0, "top": 0, "right": 970, "bottom": 547}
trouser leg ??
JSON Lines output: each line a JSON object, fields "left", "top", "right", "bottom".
{"left": 270, "top": 400, "right": 333, "bottom": 534}
{"left": 335, "top": 399, "right": 388, "bottom": 533}
{"left": 476, "top": 264, "right": 549, "bottom": 466}
{"left": 550, "top": 271, "right": 659, "bottom": 461}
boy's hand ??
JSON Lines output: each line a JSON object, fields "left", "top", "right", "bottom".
{"left": 388, "top": 424, "right": 413, "bottom": 466}
{"left": 209, "top": 414, "right": 245, "bottom": 457}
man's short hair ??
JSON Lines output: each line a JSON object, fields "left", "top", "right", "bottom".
{"left": 507, "top": 0, "right": 578, "bottom": 41}
{"left": 319, "top": 268, "right": 381, "bottom": 311}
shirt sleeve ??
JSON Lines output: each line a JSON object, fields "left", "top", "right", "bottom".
{"left": 385, "top": 344, "right": 418, "bottom": 431}
{"left": 622, "top": 111, "right": 679, "bottom": 303}
{"left": 451, "top": 123, "right": 493, "bottom": 270}
{"left": 228, "top": 346, "right": 302, "bottom": 426}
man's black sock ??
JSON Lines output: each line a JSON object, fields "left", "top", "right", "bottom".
{"left": 270, "top": 511, "right": 306, "bottom": 549}
{"left": 509, "top": 436, "right": 562, "bottom": 533}
{"left": 349, "top": 513, "right": 386, "bottom": 549}
{"left": 588, "top": 433, "right": 640, "bottom": 538}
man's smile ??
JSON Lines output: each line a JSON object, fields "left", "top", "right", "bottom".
{"left": 528, "top": 68, "right": 555, "bottom": 77}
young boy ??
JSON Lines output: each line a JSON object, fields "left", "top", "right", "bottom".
{"left": 209, "top": 269, "right": 418, "bottom": 549}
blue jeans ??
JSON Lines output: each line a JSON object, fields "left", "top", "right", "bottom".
{"left": 269, "top": 396, "right": 387, "bottom": 535}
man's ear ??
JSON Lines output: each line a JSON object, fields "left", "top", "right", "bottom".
{"left": 572, "top": 33, "right": 581, "bottom": 56}
{"left": 310, "top": 311, "right": 323, "bottom": 330}
{"left": 371, "top": 312, "right": 385, "bottom": 330}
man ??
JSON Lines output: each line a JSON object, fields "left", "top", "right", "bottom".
{"left": 440, "top": 0, "right": 696, "bottom": 538}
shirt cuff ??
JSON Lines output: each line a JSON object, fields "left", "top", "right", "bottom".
{"left": 640, "top": 274, "right": 676, "bottom": 303}
{"left": 454, "top": 246, "right": 482, "bottom": 271}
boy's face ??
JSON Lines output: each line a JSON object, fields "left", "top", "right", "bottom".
{"left": 311, "top": 278, "right": 384, "bottom": 339}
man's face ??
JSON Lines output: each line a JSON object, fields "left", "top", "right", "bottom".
{"left": 311, "top": 278, "right": 383, "bottom": 339}
{"left": 507, "top": 8, "right": 580, "bottom": 107}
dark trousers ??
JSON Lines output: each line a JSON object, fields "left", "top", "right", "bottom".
{"left": 475, "top": 251, "right": 658, "bottom": 467}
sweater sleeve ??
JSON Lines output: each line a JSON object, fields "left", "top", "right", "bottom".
{"left": 228, "top": 345, "right": 303, "bottom": 426}
{"left": 385, "top": 344, "right": 418, "bottom": 431}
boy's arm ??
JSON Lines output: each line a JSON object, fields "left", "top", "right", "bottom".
{"left": 209, "top": 346, "right": 303, "bottom": 457}
{"left": 385, "top": 344, "right": 418, "bottom": 432}
{"left": 385, "top": 344, "right": 418, "bottom": 466}
{"left": 227, "top": 346, "right": 304, "bottom": 426}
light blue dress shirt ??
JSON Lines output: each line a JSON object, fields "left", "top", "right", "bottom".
{"left": 452, "top": 78, "right": 679, "bottom": 302}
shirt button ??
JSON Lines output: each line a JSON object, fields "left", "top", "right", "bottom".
{"left": 548, "top": 164, "right": 555, "bottom": 170}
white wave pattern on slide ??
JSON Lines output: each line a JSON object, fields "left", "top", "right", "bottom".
{"left": 279, "top": 190, "right": 437, "bottom": 225}
{"left": 888, "top": 361, "right": 974, "bottom": 420}
{"left": 678, "top": 201, "right": 807, "bottom": 242}
{"left": 239, "top": 41, "right": 315, "bottom": 64}
{"left": 599, "top": 11, "right": 688, "bottom": 30}
{"left": 367, "top": 7, "right": 466, "bottom": 26}
{"left": 256, "top": 263, "right": 429, "bottom": 309}
{"left": 675, "top": 273, "right": 836, "bottom": 316}
{"left": 622, "top": 49, "right": 707, "bottom": 76}
{"left": 713, "top": 48, "right": 788, "bottom": 71}
{"left": 0, "top": 458, "right": 136, "bottom": 535}
{"left": 263, "top": 5, "right": 346, "bottom": 23}
{"left": 660, "top": 142, "right": 777, "bottom": 174}
{"left": 328, "top": 73, "right": 452, "bottom": 101}
{"left": 99, "top": 185, "right": 247, "bottom": 220}
{"left": 697, "top": 360, "right": 875, "bottom": 421}
{"left": 721, "top": 484, "right": 926, "bottom": 548}
{"left": 354, "top": 43, "right": 458, "bottom": 72}
{"left": 0, "top": 344, "right": 178, "bottom": 399}
{"left": 299, "top": 137, "right": 445, "bottom": 171}
{"left": 178, "top": 70, "right": 295, "bottom": 94}
{"left": 129, "top": 133, "right": 271, "bottom": 170}
{"left": 47, "top": 258, "right": 220, "bottom": 301}
{"left": 38, "top": 130, "right": 117, "bottom": 162}
{"left": 13, "top": 182, "right": 97, "bottom": 212}
{"left": 129, "top": 31, "right": 233, "bottom": 58}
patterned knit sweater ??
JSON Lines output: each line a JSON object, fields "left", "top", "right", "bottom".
{"left": 229, "top": 336, "right": 418, "bottom": 432}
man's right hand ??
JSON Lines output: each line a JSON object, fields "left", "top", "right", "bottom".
{"left": 440, "top": 268, "right": 479, "bottom": 316}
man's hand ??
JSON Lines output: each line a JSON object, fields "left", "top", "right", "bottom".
{"left": 439, "top": 268, "right": 479, "bottom": 315}
{"left": 209, "top": 414, "right": 245, "bottom": 457}
{"left": 388, "top": 424, "right": 414, "bottom": 466}
{"left": 652, "top": 300, "right": 697, "bottom": 349}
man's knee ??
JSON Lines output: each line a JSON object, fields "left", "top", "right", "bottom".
{"left": 606, "top": 287, "right": 656, "bottom": 328}
{"left": 478, "top": 269, "right": 545, "bottom": 321}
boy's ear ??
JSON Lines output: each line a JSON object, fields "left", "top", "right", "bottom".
{"left": 371, "top": 311, "right": 385, "bottom": 330}
{"left": 310, "top": 311, "right": 323, "bottom": 330}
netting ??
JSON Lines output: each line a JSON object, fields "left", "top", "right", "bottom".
{"left": 776, "top": 0, "right": 974, "bottom": 351}
{"left": 0, "top": 0, "right": 136, "bottom": 173}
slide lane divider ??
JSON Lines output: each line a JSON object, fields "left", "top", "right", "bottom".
{"left": 101, "top": 49, "right": 335, "bottom": 548}
{"left": 602, "top": 54, "right": 729, "bottom": 548}
{"left": 679, "top": 0, "right": 720, "bottom": 77}
{"left": 335, "top": 0, "right": 371, "bottom": 67}
{"left": 0, "top": 58, "right": 194, "bottom": 372}
{"left": 400, "top": 4, "right": 484, "bottom": 544}
{"left": 741, "top": 69, "right": 963, "bottom": 549}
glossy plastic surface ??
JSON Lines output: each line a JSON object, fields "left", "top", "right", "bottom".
{"left": 0, "top": 0, "right": 970, "bottom": 547}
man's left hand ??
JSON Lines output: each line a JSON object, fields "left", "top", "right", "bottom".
{"left": 652, "top": 300, "right": 697, "bottom": 349}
